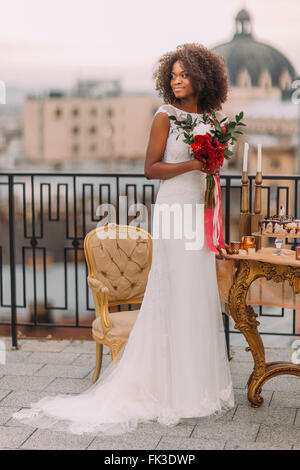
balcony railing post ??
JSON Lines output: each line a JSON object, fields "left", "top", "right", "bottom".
{"left": 8, "top": 175, "right": 18, "bottom": 349}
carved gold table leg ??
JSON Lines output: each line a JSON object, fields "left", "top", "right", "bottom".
{"left": 228, "top": 259, "right": 300, "bottom": 408}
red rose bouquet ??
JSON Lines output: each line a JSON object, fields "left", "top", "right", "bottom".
{"left": 169, "top": 111, "right": 246, "bottom": 209}
{"left": 168, "top": 111, "right": 246, "bottom": 252}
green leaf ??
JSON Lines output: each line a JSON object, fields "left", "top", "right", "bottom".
{"left": 224, "top": 149, "right": 233, "bottom": 158}
{"left": 234, "top": 130, "right": 244, "bottom": 134}
{"left": 226, "top": 122, "right": 236, "bottom": 130}
{"left": 237, "top": 122, "right": 247, "bottom": 126}
{"left": 214, "top": 120, "right": 222, "bottom": 133}
{"left": 186, "top": 114, "right": 192, "bottom": 124}
{"left": 168, "top": 116, "right": 177, "bottom": 120}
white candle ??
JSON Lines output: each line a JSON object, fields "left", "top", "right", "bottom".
{"left": 257, "top": 144, "right": 262, "bottom": 173}
{"left": 243, "top": 142, "right": 249, "bottom": 172}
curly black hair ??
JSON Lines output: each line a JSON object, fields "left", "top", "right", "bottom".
{"left": 152, "top": 43, "right": 229, "bottom": 114}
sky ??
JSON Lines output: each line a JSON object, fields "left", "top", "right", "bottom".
{"left": 0, "top": 0, "right": 300, "bottom": 93}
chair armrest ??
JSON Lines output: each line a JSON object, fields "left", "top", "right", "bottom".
{"left": 88, "top": 276, "right": 109, "bottom": 294}
{"left": 87, "top": 276, "right": 112, "bottom": 329}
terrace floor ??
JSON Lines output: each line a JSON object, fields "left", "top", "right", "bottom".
{"left": 0, "top": 336, "right": 300, "bottom": 450}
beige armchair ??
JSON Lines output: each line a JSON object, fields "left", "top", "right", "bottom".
{"left": 84, "top": 223, "right": 153, "bottom": 383}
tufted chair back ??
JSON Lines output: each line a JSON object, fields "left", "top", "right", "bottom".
{"left": 85, "top": 223, "right": 153, "bottom": 306}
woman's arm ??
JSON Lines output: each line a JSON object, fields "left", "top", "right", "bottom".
{"left": 144, "top": 112, "right": 203, "bottom": 180}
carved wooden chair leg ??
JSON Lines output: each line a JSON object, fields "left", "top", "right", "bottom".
{"left": 110, "top": 342, "right": 126, "bottom": 363}
{"left": 92, "top": 343, "right": 103, "bottom": 383}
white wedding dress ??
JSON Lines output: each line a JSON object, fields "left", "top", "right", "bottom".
{"left": 13, "top": 103, "right": 234, "bottom": 435}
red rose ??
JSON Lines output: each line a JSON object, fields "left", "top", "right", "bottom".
{"left": 191, "top": 133, "right": 225, "bottom": 172}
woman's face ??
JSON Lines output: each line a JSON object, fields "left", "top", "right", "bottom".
{"left": 170, "top": 61, "right": 195, "bottom": 99}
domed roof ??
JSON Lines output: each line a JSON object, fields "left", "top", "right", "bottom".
{"left": 212, "top": 8, "right": 296, "bottom": 87}
{"left": 235, "top": 8, "right": 251, "bottom": 22}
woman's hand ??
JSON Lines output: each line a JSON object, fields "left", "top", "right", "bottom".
{"left": 192, "top": 159, "right": 220, "bottom": 176}
{"left": 192, "top": 159, "right": 203, "bottom": 171}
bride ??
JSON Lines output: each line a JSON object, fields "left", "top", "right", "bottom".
{"left": 13, "top": 43, "right": 235, "bottom": 435}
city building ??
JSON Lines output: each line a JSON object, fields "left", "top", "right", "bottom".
{"left": 24, "top": 92, "right": 161, "bottom": 163}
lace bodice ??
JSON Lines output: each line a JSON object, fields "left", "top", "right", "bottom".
{"left": 154, "top": 103, "right": 226, "bottom": 198}
{"left": 154, "top": 104, "right": 226, "bottom": 164}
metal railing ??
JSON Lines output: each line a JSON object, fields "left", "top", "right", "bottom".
{"left": 1, "top": 171, "right": 300, "bottom": 349}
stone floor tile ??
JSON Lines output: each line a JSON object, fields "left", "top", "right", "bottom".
{"left": 224, "top": 440, "right": 292, "bottom": 450}
{"left": 84, "top": 359, "right": 112, "bottom": 381}
{"left": 264, "top": 348, "right": 296, "bottom": 363}
{"left": 258, "top": 375, "right": 300, "bottom": 392}
{"left": 0, "top": 375, "right": 54, "bottom": 392}
{"left": 87, "top": 432, "right": 161, "bottom": 450}
{"left": 135, "top": 421, "right": 194, "bottom": 438}
{"left": 0, "top": 363, "right": 43, "bottom": 376}
{"left": 230, "top": 362, "right": 254, "bottom": 375}
{"left": 230, "top": 346, "right": 253, "bottom": 362}
{"left": 156, "top": 435, "right": 225, "bottom": 450}
{"left": 0, "top": 425, "right": 34, "bottom": 449}
{"left": 0, "top": 389, "right": 13, "bottom": 402}
{"left": 62, "top": 341, "right": 96, "bottom": 354}
{"left": 256, "top": 424, "right": 300, "bottom": 446}
{"left": 270, "top": 391, "right": 300, "bottom": 408}
{"left": 71, "top": 353, "right": 111, "bottom": 369}
{"left": 20, "top": 429, "right": 95, "bottom": 450}
{"left": 192, "top": 421, "right": 259, "bottom": 442}
{"left": 24, "top": 352, "right": 80, "bottom": 365}
{"left": 42, "top": 377, "right": 91, "bottom": 394}
{"left": 0, "top": 407, "right": 21, "bottom": 425}
{"left": 18, "top": 339, "right": 70, "bottom": 352}
{"left": 4, "top": 351, "right": 32, "bottom": 363}
{"left": 70, "top": 354, "right": 96, "bottom": 367}
{"left": 211, "top": 406, "right": 237, "bottom": 422}
{"left": 34, "top": 364, "right": 93, "bottom": 379}
{"left": 231, "top": 374, "right": 248, "bottom": 389}
{"left": 291, "top": 408, "right": 300, "bottom": 427}
{"left": 0, "top": 390, "right": 57, "bottom": 408}
{"left": 233, "top": 404, "right": 296, "bottom": 426}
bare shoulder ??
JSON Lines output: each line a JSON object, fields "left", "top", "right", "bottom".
{"left": 151, "top": 109, "right": 170, "bottom": 130}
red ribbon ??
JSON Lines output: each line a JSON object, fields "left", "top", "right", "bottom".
{"left": 204, "top": 176, "right": 225, "bottom": 253}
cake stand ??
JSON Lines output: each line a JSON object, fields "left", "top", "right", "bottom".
{"left": 252, "top": 232, "right": 300, "bottom": 256}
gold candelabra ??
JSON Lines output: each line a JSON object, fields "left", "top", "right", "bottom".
{"left": 239, "top": 170, "right": 263, "bottom": 250}
{"left": 239, "top": 170, "right": 251, "bottom": 238}
{"left": 251, "top": 171, "right": 263, "bottom": 234}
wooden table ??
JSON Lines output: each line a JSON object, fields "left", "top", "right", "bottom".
{"left": 225, "top": 247, "right": 300, "bottom": 408}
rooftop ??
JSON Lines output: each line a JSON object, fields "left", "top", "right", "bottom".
{"left": 212, "top": 8, "right": 296, "bottom": 87}
{"left": 0, "top": 337, "right": 299, "bottom": 450}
